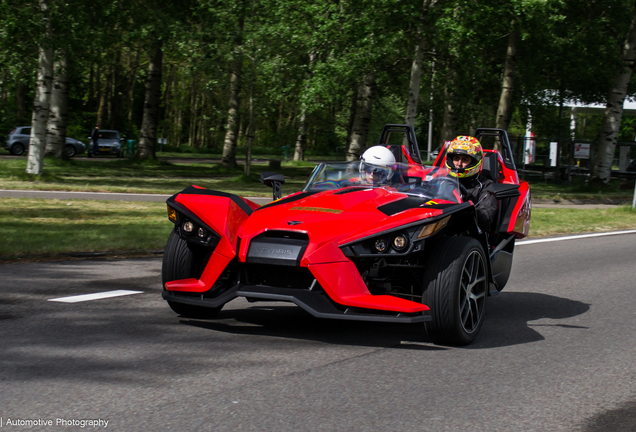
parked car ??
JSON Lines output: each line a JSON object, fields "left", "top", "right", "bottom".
{"left": 4, "top": 126, "right": 86, "bottom": 157}
{"left": 88, "top": 130, "right": 125, "bottom": 157}
{"left": 161, "top": 124, "right": 531, "bottom": 346}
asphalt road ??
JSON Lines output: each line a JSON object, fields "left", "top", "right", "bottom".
{"left": 1, "top": 233, "right": 635, "bottom": 431}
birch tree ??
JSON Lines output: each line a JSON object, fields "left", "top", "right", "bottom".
{"left": 138, "top": 40, "right": 163, "bottom": 159}
{"left": 45, "top": 53, "right": 69, "bottom": 159}
{"left": 26, "top": 0, "right": 53, "bottom": 175}
{"left": 590, "top": 2, "right": 636, "bottom": 185}
{"left": 495, "top": 19, "right": 518, "bottom": 131}
{"left": 221, "top": 2, "right": 246, "bottom": 168}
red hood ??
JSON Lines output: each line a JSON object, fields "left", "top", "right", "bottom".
{"left": 237, "top": 187, "right": 443, "bottom": 264}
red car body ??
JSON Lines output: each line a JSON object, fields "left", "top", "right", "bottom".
{"left": 162, "top": 125, "right": 531, "bottom": 345}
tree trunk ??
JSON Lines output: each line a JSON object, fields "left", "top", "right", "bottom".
{"left": 405, "top": 0, "right": 437, "bottom": 127}
{"left": 126, "top": 44, "right": 141, "bottom": 124}
{"left": 16, "top": 80, "right": 28, "bottom": 124}
{"left": 138, "top": 40, "right": 163, "bottom": 159}
{"left": 590, "top": 4, "right": 636, "bottom": 185}
{"left": 45, "top": 53, "right": 69, "bottom": 159}
{"left": 26, "top": 0, "right": 53, "bottom": 175}
{"left": 293, "top": 51, "right": 317, "bottom": 162}
{"left": 346, "top": 72, "right": 376, "bottom": 161}
{"left": 221, "top": 54, "right": 243, "bottom": 167}
{"left": 293, "top": 108, "right": 307, "bottom": 161}
{"left": 110, "top": 49, "right": 124, "bottom": 132}
{"left": 221, "top": 7, "right": 246, "bottom": 168}
{"left": 440, "top": 65, "right": 458, "bottom": 145}
{"left": 97, "top": 64, "right": 110, "bottom": 128}
{"left": 245, "top": 73, "right": 254, "bottom": 176}
{"left": 495, "top": 19, "right": 518, "bottom": 132}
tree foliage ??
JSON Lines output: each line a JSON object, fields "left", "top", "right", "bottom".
{"left": 1, "top": 0, "right": 636, "bottom": 169}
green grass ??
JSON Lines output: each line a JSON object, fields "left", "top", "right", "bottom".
{"left": 1, "top": 197, "right": 635, "bottom": 261}
{"left": 524, "top": 175, "right": 634, "bottom": 202}
{"left": 0, "top": 198, "right": 172, "bottom": 260}
{"left": 0, "top": 156, "right": 312, "bottom": 197}
{"left": 2, "top": 154, "right": 634, "bottom": 200}
{"left": 529, "top": 205, "right": 636, "bottom": 237}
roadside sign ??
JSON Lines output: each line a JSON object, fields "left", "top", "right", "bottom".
{"left": 574, "top": 143, "right": 590, "bottom": 159}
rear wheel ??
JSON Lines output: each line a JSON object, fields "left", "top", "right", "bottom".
{"left": 65, "top": 145, "right": 76, "bottom": 158}
{"left": 422, "top": 236, "right": 487, "bottom": 345}
{"left": 162, "top": 230, "right": 222, "bottom": 318}
{"left": 11, "top": 143, "right": 25, "bottom": 155}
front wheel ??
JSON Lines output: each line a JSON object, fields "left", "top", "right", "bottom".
{"left": 422, "top": 236, "right": 488, "bottom": 345}
{"left": 162, "top": 230, "right": 222, "bottom": 318}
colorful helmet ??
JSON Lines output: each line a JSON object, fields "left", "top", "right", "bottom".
{"left": 444, "top": 136, "right": 483, "bottom": 179}
{"left": 359, "top": 146, "right": 396, "bottom": 183}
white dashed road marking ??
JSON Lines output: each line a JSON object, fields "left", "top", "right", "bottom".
{"left": 517, "top": 229, "right": 636, "bottom": 245}
{"left": 48, "top": 290, "right": 143, "bottom": 303}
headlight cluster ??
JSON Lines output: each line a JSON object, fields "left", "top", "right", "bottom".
{"left": 371, "top": 232, "right": 410, "bottom": 254}
{"left": 341, "top": 215, "right": 452, "bottom": 258}
{"left": 167, "top": 204, "right": 219, "bottom": 248}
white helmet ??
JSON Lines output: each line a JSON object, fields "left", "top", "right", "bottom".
{"left": 359, "top": 146, "right": 396, "bottom": 183}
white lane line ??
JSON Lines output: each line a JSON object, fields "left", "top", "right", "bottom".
{"left": 517, "top": 229, "right": 636, "bottom": 245}
{"left": 48, "top": 290, "right": 143, "bottom": 303}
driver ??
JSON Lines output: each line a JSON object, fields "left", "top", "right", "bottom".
{"left": 358, "top": 146, "right": 396, "bottom": 185}
{"left": 445, "top": 136, "right": 498, "bottom": 233}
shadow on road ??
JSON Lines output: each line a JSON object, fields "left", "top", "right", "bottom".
{"left": 580, "top": 400, "right": 636, "bottom": 432}
{"left": 180, "top": 291, "right": 590, "bottom": 350}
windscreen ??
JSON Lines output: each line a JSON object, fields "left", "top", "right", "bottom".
{"left": 303, "top": 162, "right": 462, "bottom": 203}
{"left": 100, "top": 131, "right": 120, "bottom": 140}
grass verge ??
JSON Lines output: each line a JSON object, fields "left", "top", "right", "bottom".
{"left": 1, "top": 198, "right": 635, "bottom": 261}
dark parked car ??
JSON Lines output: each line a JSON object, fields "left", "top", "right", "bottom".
{"left": 4, "top": 126, "right": 86, "bottom": 157}
{"left": 88, "top": 130, "right": 125, "bottom": 157}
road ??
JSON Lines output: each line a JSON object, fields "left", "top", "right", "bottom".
{"left": 0, "top": 233, "right": 635, "bottom": 431}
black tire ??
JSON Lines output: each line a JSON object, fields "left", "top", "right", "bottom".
{"left": 422, "top": 236, "right": 487, "bottom": 346}
{"left": 162, "top": 230, "right": 222, "bottom": 318}
{"left": 11, "top": 142, "right": 25, "bottom": 155}
{"left": 65, "top": 145, "right": 76, "bottom": 158}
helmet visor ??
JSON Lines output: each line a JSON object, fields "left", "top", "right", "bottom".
{"left": 362, "top": 164, "right": 392, "bottom": 183}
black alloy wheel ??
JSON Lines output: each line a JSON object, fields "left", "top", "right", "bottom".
{"left": 421, "top": 236, "right": 488, "bottom": 345}
{"left": 65, "top": 145, "right": 76, "bottom": 158}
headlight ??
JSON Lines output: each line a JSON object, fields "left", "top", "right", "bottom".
{"left": 182, "top": 221, "right": 194, "bottom": 233}
{"left": 373, "top": 237, "right": 388, "bottom": 253}
{"left": 392, "top": 234, "right": 409, "bottom": 251}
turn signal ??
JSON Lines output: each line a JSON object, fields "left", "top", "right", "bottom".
{"left": 167, "top": 206, "right": 177, "bottom": 223}
{"left": 418, "top": 216, "right": 451, "bottom": 239}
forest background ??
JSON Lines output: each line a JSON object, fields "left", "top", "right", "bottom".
{"left": 2, "top": 0, "right": 636, "bottom": 183}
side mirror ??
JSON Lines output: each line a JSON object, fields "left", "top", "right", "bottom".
{"left": 260, "top": 172, "right": 285, "bottom": 201}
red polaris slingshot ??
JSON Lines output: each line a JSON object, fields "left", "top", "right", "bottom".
{"left": 161, "top": 125, "right": 531, "bottom": 345}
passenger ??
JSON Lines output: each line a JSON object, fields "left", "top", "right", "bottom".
{"left": 445, "top": 136, "right": 498, "bottom": 233}
{"left": 358, "top": 146, "right": 396, "bottom": 185}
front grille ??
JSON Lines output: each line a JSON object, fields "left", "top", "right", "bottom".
{"left": 242, "top": 263, "right": 317, "bottom": 289}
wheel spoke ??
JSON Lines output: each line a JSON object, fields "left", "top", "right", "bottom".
{"left": 459, "top": 250, "right": 486, "bottom": 333}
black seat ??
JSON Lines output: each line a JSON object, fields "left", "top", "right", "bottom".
{"left": 481, "top": 152, "right": 499, "bottom": 182}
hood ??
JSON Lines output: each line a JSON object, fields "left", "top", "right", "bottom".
{"left": 237, "top": 187, "right": 442, "bottom": 263}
